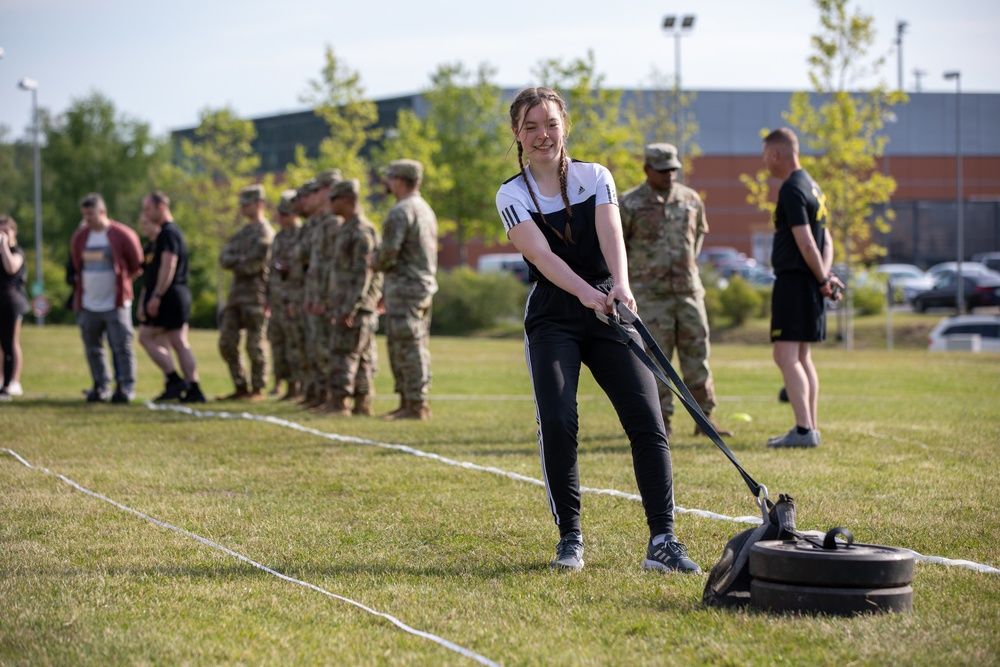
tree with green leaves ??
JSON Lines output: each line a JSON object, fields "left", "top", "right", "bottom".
{"left": 41, "top": 93, "right": 165, "bottom": 237}
{"left": 532, "top": 50, "right": 644, "bottom": 189}
{"left": 286, "top": 46, "right": 381, "bottom": 199}
{"left": 741, "top": 0, "right": 905, "bottom": 348}
{"left": 420, "top": 63, "right": 508, "bottom": 265}
{"left": 632, "top": 67, "right": 702, "bottom": 175}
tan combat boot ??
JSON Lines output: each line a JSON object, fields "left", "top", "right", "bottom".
{"left": 381, "top": 396, "right": 408, "bottom": 420}
{"left": 392, "top": 400, "right": 430, "bottom": 421}
{"left": 319, "top": 394, "right": 352, "bottom": 417}
{"left": 306, "top": 389, "right": 330, "bottom": 411}
{"left": 693, "top": 413, "right": 734, "bottom": 438}
{"left": 353, "top": 393, "right": 373, "bottom": 416}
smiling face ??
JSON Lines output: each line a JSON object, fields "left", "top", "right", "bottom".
{"left": 514, "top": 100, "right": 565, "bottom": 165}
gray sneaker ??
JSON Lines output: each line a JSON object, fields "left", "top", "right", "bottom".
{"left": 551, "top": 533, "right": 584, "bottom": 571}
{"left": 767, "top": 427, "right": 820, "bottom": 448}
{"left": 642, "top": 539, "right": 702, "bottom": 574}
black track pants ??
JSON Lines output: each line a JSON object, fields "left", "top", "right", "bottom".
{"left": 523, "top": 282, "right": 676, "bottom": 539}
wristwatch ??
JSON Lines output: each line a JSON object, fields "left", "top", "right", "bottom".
{"left": 152, "top": 291, "right": 164, "bottom": 299}
{"left": 818, "top": 276, "right": 830, "bottom": 287}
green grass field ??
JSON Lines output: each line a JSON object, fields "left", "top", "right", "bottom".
{"left": 2, "top": 324, "right": 999, "bottom": 666}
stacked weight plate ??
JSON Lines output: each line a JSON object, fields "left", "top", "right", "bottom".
{"left": 749, "top": 530, "right": 915, "bottom": 615}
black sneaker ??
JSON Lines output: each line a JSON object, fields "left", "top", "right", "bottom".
{"left": 110, "top": 390, "right": 131, "bottom": 404}
{"left": 180, "top": 385, "right": 206, "bottom": 403}
{"left": 642, "top": 539, "right": 702, "bottom": 574}
{"left": 85, "top": 387, "right": 110, "bottom": 403}
{"left": 551, "top": 533, "right": 584, "bottom": 571}
{"left": 154, "top": 378, "right": 188, "bottom": 401}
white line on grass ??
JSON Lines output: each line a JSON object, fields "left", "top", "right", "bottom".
{"left": 1, "top": 447, "right": 502, "bottom": 667}
{"left": 143, "top": 403, "right": 1000, "bottom": 576}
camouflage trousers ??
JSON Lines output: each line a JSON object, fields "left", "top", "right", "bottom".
{"left": 305, "top": 312, "right": 331, "bottom": 392}
{"left": 384, "top": 296, "right": 432, "bottom": 402}
{"left": 218, "top": 303, "right": 269, "bottom": 391}
{"left": 635, "top": 292, "right": 716, "bottom": 417}
{"left": 268, "top": 302, "right": 306, "bottom": 385}
{"left": 327, "top": 311, "right": 379, "bottom": 398}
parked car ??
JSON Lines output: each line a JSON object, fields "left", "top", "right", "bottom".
{"left": 698, "top": 246, "right": 754, "bottom": 270}
{"left": 911, "top": 271, "right": 1000, "bottom": 312}
{"left": 718, "top": 262, "right": 775, "bottom": 287}
{"left": 927, "top": 314, "right": 1000, "bottom": 351}
{"left": 477, "top": 253, "right": 529, "bottom": 283}
{"left": 875, "top": 263, "right": 934, "bottom": 303}
{"left": 971, "top": 251, "right": 1000, "bottom": 273}
{"left": 926, "top": 261, "right": 996, "bottom": 280}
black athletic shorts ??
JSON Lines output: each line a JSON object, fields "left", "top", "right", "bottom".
{"left": 144, "top": 285, "right": 191, "bottom": 331}
{"left": 770, "top": 273, "right": 826, "bottom": 342}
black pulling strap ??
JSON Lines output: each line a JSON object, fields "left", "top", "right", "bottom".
{"left": 597, "top": 302, "right": 764, "bottom": 499}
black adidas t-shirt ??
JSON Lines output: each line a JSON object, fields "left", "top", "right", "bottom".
{"left": 771, "top": 169, "right": 828, "bottom": 276}
{"left": 495, "top": 159, "right": 618, "bottom": 285}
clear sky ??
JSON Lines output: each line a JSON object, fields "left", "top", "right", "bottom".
{"left": 1, "top": 0, "right": 998, "bottom": 139}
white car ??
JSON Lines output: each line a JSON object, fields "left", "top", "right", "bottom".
{"left": 926, "top": 261, "right": 996, "bottom": 280}
{"left": 927, "top": 315, "right": 1000, "bottom": 352}
{"left": 875, "top": 263, "right": 934, "bottom": 303}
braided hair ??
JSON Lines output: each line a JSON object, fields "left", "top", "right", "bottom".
{"left": 509, "top": 87, "right": 575, "bottom": 244}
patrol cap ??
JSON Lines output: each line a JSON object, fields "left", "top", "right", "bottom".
{"left": 384, "top": 159, "right": 424, "bottom": 183}
{"left": 329, "top": 178, "right": 361, "bottom": 199}
{"left": 644, "top": 143, "right": 682, "bottom": 171}
{"left": 315, "top": 168, "right": 342, "bottom": 189}
{"left": 238, "top": 184, "right": 265, "bottom": 205}
{"left": 276, "top": 189, "right": 298, "bottom": 215}
{"left": 296, "top": 178, "right": 319, "bottom": 197}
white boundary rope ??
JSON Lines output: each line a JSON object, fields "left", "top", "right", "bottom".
{"left": 1, "top": 447, "right": 501, "bottom": 667}
{"left": 143, "top": 403, "right": 1000, "bottom": 575}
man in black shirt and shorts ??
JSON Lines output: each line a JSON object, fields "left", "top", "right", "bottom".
{"left": 139, "top": 191, "right": 205, "bottom": 403}
{"left": 762, "top": 128, "right": 843, "bottom": 448}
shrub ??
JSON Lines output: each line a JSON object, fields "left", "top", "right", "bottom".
{"left": 756, "top": 285, "right": 773, "bottom": 320}
{"left": 431, "top": 268, "right": 528, "bottom": 335}
{"left": 719, "top": 276, "right": 762, "bottom": 325}
{"left": 703, "top": 284, "right": 722, "bottom": 328}
{"left": 851, "top": 282, "right": 886, "bottom": 315}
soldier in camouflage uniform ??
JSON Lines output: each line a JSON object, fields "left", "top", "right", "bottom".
{"left": 267, "top": 189, "right": 305, "bottom": 400}
{"left": 218, "top": 184, "right": 276, "bottom": 401}
{"left": 374, "top": 159, "right": 438, "bottom": 421}
{"left": 302, "top": 169, "right": 343, "bottom": 411}
{"left": 317, "top": 178, "right": 383, "bottom": 416}
{"left": 288, "top": 178, "right": 321, "bottom": 405}
{"left": 620, "top": 143, "right": 732, "bottom": 438}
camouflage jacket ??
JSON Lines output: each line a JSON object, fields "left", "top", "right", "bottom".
{"left": 620, "top": 181, "right": 707, "bottom": 296}
{"left": 220, "top": 218, "right": 275, "bottom": 307}
{"left": 374, "top": 192, "right": 438, "bottom": 299}
{"left": 326, "top": 213, "right": 383, "bottom": 319}
{"left": 268, "top": 221, "right": 303, "bottom": 305}
{"left": 304, "top": 211, "right": 342, "bottom": 305}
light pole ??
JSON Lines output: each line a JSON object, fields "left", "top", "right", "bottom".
{"left": 944, "top": 70, "right": 963, "bottom": 314}
{"left": 662, "top": 14, "right": 695, "bottom": 151}
{"left": 18, "top": 77, "right": 44, "bottom": 325}
{"left": 895, "top": 21, "right": 907, "bottom": 91}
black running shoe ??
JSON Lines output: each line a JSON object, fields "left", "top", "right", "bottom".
{"left": 551, "top": 533, "right": 584, "bottom": 571}
{"left": 642, "top": 539, "right": 702, "bottom": 574}
{"left": 154, "top": 378, "right": 188, "bottom": 401}
{"left": 180, "top": 385, "right": 207, "bottom": 403}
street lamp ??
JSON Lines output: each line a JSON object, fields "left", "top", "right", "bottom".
{"left": 662, "top": 14, "right": 696, "bottom": 150}
{"left": 944, "top": 70, "right": 963, "bottom": 314}
{"left": 18, "top": 77, "right": 45, "bottom": 325}
{"left": 895, "top": 21, "right": 907, "bottom": 91}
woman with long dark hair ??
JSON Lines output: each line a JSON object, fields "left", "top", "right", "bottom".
{"left": 0, "top": 215, "right": 28, "bottom": 401}
{"left": 495, "top": 87, "right": 701, "bottom": 573}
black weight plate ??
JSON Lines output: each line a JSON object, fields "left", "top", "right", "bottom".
{"left": 751, "top": 580, "right": 913, "bottom": 615}
{"left": 749, "top": 539, "right": 914, "bottom": 588}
